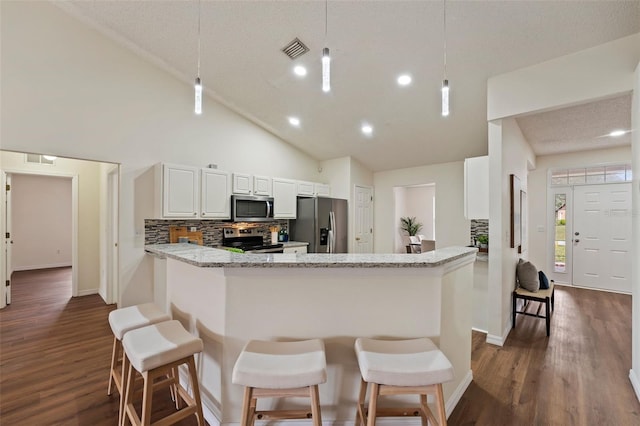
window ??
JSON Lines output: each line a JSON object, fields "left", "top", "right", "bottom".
{"left": 550, "top": 164, "right": 631, "bottom": 187}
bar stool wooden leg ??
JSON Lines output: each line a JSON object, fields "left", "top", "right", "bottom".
{"left": 366, "top": 382, "right": 379, "bottom": 426}
{"left": 108, "top": 336, "right": 119, "bottom": 395}
{"left": 240, "top": 386, "right": 254, "bottom": 426}
{"left": 140, "top": 371, "right": 154, "bottom": 426}
{"left": 435, "top": 383, "right": 447, "bottom": 426}
{"left": 310, "top": 384, "right": 322, "bottom": 426}
{"left": 419, "top": 394, "right": 428, "bottom": 426}
{"left": 186, "top": 356, "right": 205, "bottom": 426}
{"left": 356, "top": 378, "right": 367, "bottom": 426}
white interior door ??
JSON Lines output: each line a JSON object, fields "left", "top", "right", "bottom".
{"left": 572, "top": 183, "right": 632, "bottom": 293}
{"left": 107, "top": 167, "right": 119, "bottom": 305}
{"left": 4, "top": 173, "right": 12, "bottom": 305}
{"left": 354, "top": 185, "right": 373, "bottom": 253}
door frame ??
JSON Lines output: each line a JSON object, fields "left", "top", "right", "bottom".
{"left": 354, "top": 185, "right": 374, "bottom": 253}
{"left": 106, "top": 165, "right": 119, "bottom": 305}
{"left": 0, "top": 169, "right": 79, "bottom": 299}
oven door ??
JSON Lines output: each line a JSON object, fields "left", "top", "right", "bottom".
{"left": 244, "top": 247, "right": 284, "bottom": 254}
{"left": 231, "top": 195, "right": 274, "bottom": 222}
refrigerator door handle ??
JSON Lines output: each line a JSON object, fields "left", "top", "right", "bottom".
{"left": 329, "top": 211, "right": 336, "bottom": 253}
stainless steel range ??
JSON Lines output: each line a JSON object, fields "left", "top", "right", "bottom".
{"left": 222, "top": 227, "right": 284, "bottom": 253}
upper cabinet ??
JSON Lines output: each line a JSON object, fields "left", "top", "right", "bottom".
{"left": 464, "top": 156, "right": 489, "bottom": 219}
{"left": 232, "top": 173, "right": 253, "bottom": 195}
{"left": 297, "top": 181, "right": 315, "bottom": 196}
{"left": 156, "top": 163, "right": 231, "bottom": 219}
{"left": 272, "top": 178, "right": 297, "bottom": 219}
{"left": 253, "top": 175, "right": 272, "bottom": 196}
{"left": 161, "top": 164, "right": 199, "bottom": 218}
{"left": 201, "top": 169, "right": 231, "bottom": 219}
{"left": 315, "top": 183, "right": 330, "bottom": 197}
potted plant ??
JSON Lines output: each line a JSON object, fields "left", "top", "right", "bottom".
{"left": 477, "top": 234, "right": 489, "bottom": 249}
{"left": 400, "top": 216, "right": 423, "bottom": 236}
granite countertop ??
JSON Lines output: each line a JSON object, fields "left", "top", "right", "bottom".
{"left": 145, "top": 243, "right": 477, "bottom": 268}
{"left": 281, "top": 241, "right": 309, "bottom": 248}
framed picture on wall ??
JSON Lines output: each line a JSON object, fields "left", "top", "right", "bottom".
{"left": 510, "top": 174, "right": 521, "bottom": 249}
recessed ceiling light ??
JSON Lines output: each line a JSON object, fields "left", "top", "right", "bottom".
{"left": 361, "top": 123, "right": 373, "bottom": 136}
{"left": 288, "top": 116, "right": 301, "bottom": 127}
{"left": 397, "top": 74, "right": 412, "bottom": 86}
{"left": 609, "top": 129, "right": 626, "bottom": 137}
{"left": 293, "top": 65, "right": 307, "bottom": 77}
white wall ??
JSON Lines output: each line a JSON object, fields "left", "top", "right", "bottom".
{"left": 0, "top": 1, "right": 324, "bottom": 306}
{"left": 631, "top": 61, "right": 640, "bottom": 402}
{"left": 0, "top": 152, "right": 103, "bottom": 296}
{"left": 486, "top": 34, "right": 639, "bottom": 349}
{"left": 374, "top": 161, "right": 468, "bottom": 254}
{"left": 487, "top": 118, "right": 535, "bottom": 345}
{"left": 488, "top": 34, "right": 640, "bottom": 120}
{"left": 11, "top": 174, "right": 72, "bottom": 271}
{"left": 527, "top": 146, "right": 632, "bottom": 273}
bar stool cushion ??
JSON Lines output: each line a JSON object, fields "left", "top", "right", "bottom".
{"left": 108, "top": 303, "right": 170, "bottom": 340}
{"left": 232, "top": 339, "right": 327, "bottom": 389}
{"left": 355, "top": 337, "right": 454, "bottom": 387}
{"left": 122, "top": 320, "right": 203, "bottom": 372}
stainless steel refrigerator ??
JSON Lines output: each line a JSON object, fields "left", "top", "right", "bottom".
{"left": 290, "top": 197, "right": 348, "bottom": 253}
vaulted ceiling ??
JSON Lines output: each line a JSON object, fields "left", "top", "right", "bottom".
{"left": 57, "top": 1, "right": 640, "bottom": 171}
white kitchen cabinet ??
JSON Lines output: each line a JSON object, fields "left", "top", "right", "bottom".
{"left": 232, "top": 172, "right": 253, "bottom": 195}
{"left": 162, "top": 164, "right": 199, "bottom": 218}
{"left": 283, "top": 246, "right": 308, "bottom": 254}
{"left": 296, "top": 181, "right": 315, "bottom": 196}
{"left": 201, "top": 169, "right": 231, "bottom": 219}
{"left": 464, "top": 155, "right": 489, "bottom": 219}
{"left": 315, "top": 183, "right": 330, "bottom": 197}
{"left": 273, "top": 178, "right": 297, "bottom": 219}
{"left": 253, "top": 175, "right": 272, "bottom": 196}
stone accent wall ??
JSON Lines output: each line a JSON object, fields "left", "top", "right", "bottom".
{"left": 470, "top": 219, "right": 489, "bottom": 245}
{"left": 145, "top": 219, "right": 289, "bottom": 247}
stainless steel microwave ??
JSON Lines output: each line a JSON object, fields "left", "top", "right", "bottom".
{"left": 231, "top": 195, "right": 274, "bottom": 222}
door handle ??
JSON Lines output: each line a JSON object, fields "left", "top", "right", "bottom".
{"left": 356, "top": 237, "right": 361, "bottom": 241}
{"left": 574, "top": 231, "right": 580, "bottom": 236}
{"left": 574, "top": 239, "right": 580, "bottom": 243}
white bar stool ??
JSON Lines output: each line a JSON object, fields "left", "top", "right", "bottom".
{"left": 108, "top": 303, "right": 171, "bottom": 396}
{"left": 354, "top": 337, "right": 454, "bottom": 426}
{"left": 121, "top": 320, "right": 204, "bottom": 426}
{"left": 232, "top": 339, "right": 327, "bottom": 426}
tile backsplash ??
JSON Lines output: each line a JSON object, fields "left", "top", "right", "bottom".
{"left": 145, "top": 219, "right": 289, "bottom": 247}
{"left": 470, "top": 219, "right": 489, "bottom": 245}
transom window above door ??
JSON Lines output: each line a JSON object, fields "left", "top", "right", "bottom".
{"left": 551, "top": 164, "right": 631, "bottom": 186}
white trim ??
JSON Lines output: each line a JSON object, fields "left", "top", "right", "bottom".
{"left": 2, "top": 168, "right": 79, "bottom": 297}
{"left": 629, "top": 369, "right": 640, "bottom": 403}
{"left": 472, "top": 327, "right": 488, "bottom": 334}
{"left": 13, "top": 262, "right": 72, "bottom": 271}
{"left": 446, "top": 369, "right": 473, "bottom": 417}
{"left": 554, "top": 281, "right": 632, "bottom": 295}
{"left": 486, "top": 321, "right": 512, "bottom": 347}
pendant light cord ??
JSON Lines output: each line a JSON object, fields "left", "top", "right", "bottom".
{"left": 324, "top": 0, "right": 328, "bottom": 41}
{"left": 443, "top": 0, "right": 447, "bottom": 79}
{"left": 197, "top": 0, "right": 202, "bottom": 78}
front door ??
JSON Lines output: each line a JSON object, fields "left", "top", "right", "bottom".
{"left": 4, "top": 173, "right": 12, "bottom": 305}
{"left": 572, "top": 183, "right": 632, "bottom": 293}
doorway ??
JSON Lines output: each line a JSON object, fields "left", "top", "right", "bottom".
{"left": 549, "top": 180, "right": 632, "bottom": 293}
{"left": 393, "top": 183, "right": 436, "bottom": 253}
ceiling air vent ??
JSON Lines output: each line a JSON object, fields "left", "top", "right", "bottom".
{"left": 282, "top": 38, "right": 309, "bottom": 60}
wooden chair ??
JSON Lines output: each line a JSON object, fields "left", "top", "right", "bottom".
{"left": 512, "top": 280, "right": 555, "bottom": 336}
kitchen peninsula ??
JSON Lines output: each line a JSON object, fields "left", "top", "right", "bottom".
{"left": 145, "top": 244, "right": 477, "bottom": 425}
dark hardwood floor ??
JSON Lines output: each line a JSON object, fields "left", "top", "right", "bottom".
{"left": 0, "top": 268, "right": 203, "bottom": 425}
{"left": 1, "top": 269, "right": 638, "bottom": 425}
{"left": 449, "top": 285, "right": 640, "bottom": 425}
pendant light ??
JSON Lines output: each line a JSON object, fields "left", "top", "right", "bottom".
{"left": 194, "top": 0, "right": 203, "bottom": 115}
{"left": 441, "top": 0, "right": 449, "bottom": 117}
{"left": 322, "top": 0, "right": 331, "bottom": 93}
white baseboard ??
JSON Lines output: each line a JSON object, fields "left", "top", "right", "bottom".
{"left": 629, "top": 369, "right": 640, "bottom": 403}
{"left": 486, "top": 322, "right": 512, "bottom": 347}
{"left": 13, "top": 262, "right": 72, "bottom": 272}
{"left": 77, "top": 288, "right": 98, "bottom": 296}
{"left": 193, "top": 369, "right": 473, "bottom": 426}
{"left": 472, "top": 327, "right": 488, "bottom": 334}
